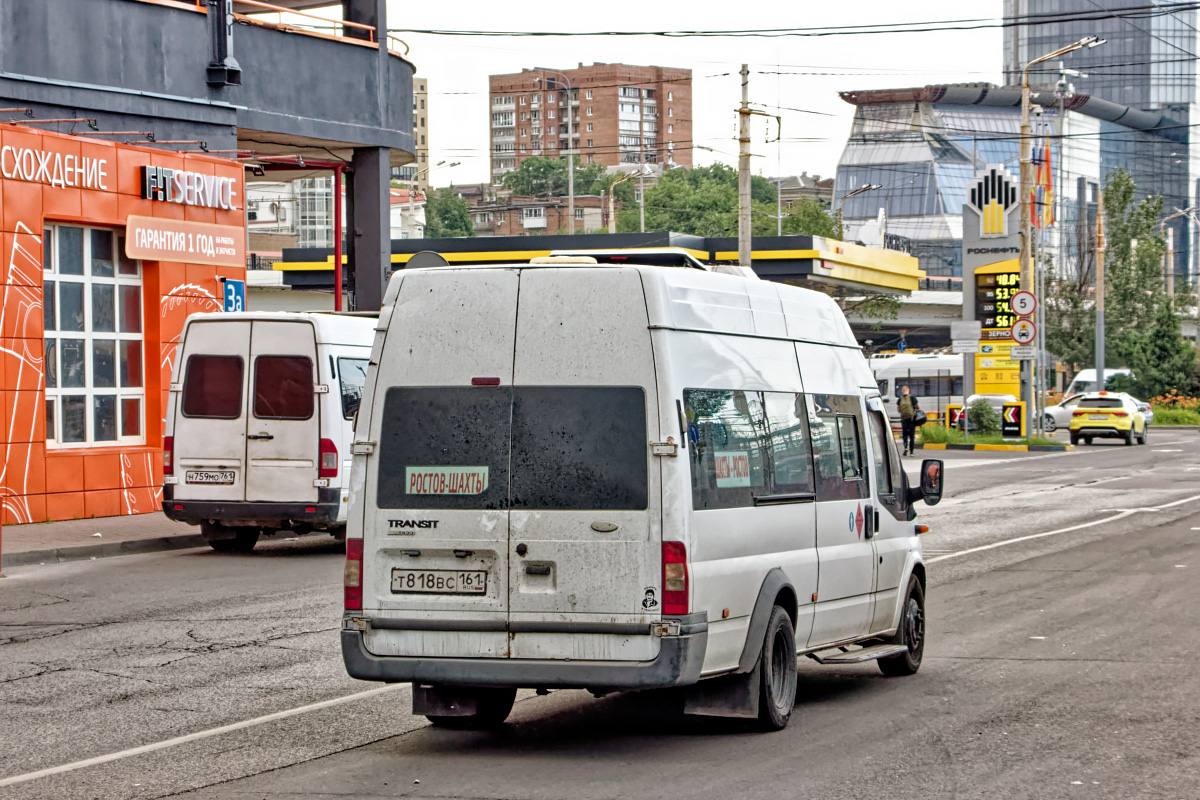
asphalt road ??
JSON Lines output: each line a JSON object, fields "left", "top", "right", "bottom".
{"left": 1, "top": 435, "right": 1198, "bottom": 799}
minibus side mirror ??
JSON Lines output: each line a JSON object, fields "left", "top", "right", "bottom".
{"left": 907, "top": 458, "right": 943, "bottom": 506}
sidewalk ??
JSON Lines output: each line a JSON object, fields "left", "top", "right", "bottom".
{"left": 1, "top": 512, "right": 205, "bottom": 571}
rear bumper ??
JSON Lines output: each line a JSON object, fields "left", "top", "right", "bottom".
{"left": 162, "top": 487, "right": 340, "bottom": 528}
{"left": 340, "top": 613, "right": 708, "bottom": 691}
{"left": 1070, "top": 425, "right": 1131, "bottom": 438}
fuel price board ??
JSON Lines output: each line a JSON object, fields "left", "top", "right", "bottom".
{"left": 976, "top": 269, "right": 1020, "bottom": 330}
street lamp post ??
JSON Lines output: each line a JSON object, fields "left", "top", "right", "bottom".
{"left": 1158, "top": 207, "right": 1198, "bottom": 298}
{"left": 536, "top": 72, "right": 576, "bottom": 233}
{"left": 608, "top": 170, "right": 641, "bottom": 234}
{"left": 1021, "top": 35, "right": 1103, "bottom": 435}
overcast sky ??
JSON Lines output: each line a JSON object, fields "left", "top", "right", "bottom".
{"left": 377, "top": 1, "right": 1005, "bottom": 187}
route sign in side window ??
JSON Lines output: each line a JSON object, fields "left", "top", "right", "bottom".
{"left": 337, "top": 357, "right": 369, "bottom": 420}
{"left": 685, "top": 389, "right": 768, "bottom": 510}
{"left": 181, "top": 355, "right": 243, "bottom": 419}
{"left": 808, "top": 394, "right": 869, "bottom": 502}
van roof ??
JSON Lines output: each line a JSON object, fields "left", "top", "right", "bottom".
{"left": 395, "top": 261, "right": 861, "bottom": 350}
{"left": 185, "top": 311, "right": 376, "bottom": 344}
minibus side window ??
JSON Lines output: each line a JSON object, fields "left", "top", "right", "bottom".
{"left": 868, "top": 410, "right": 894, "bottom": 497}
{"left": 684, "top": 389, "right": 768, "bottom": 510}
{"left": 337, "top": 357, "right": 369, "bottom": 419}
{"left": 253, "top": 356, "right": 314, "bottom": 420}
{"left": 808, "top": 394, "right": 869, "bottom": 502}
{"left": 762, "top": 392, "right": 815, "bottom": 495}
{"left": 181, "top": 355, "right": 243, "bottom": 419}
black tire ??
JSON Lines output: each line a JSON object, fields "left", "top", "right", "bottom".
{"left": 1043, "top": 414, "right": 1057, "bottom": 433}
{"left": 879, "top": 575, "right": 925, "bottom": 677}
{"left": 757, "top": 606, "right": 797, "bottom": 731}
{"left": 1123, "top": 428, "right": 1134, "bottom": 446}
{"left": 1069, "top": 432, "right": 1079, "bottom": 446}
{"left": 202, "top": 522, "right": 259, "bottom": 553}
{"left": 1083, "top": 436, "right": 1093, "bottom": 446}
{"left": 426, "top": 687, "right": 516, "bottom": 730}
{"left": 1137, "top": 425, "right": 1147, "bottom": 445}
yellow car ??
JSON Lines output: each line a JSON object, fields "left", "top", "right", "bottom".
{"left": 1069, "top": 391, "right": 1147, "bottom": 446}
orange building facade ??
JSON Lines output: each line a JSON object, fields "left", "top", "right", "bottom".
{"left": 0, "top": 124, "right": 245, "bottom": 526}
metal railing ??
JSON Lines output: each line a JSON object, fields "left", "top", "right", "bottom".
{"left": 171, "top": 0, "right": 411, "bottom": 53}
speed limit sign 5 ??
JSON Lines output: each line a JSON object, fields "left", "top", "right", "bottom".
{"left": 1011, "top": 291, "right": 1037, "bottom": 316}
{"left": 1011, "top": 318, "right": 1037, "bottom": 344}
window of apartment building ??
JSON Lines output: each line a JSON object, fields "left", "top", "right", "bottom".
{"left": 521, "top": 145, "right": 526, "bottom": 153}
{"left": 520, "top": 128, "right": 526, "bottom": 137}
{"left": 524, "top": 207, "right": 543, "bottom": 218}
{"left": 44, "top": 225, "right": 145, "bottom": 447}
{"left": 531, "top": 94, "right": 540, "bottom": 104}
{"left": 420, "top": 99, "right": 425, "bottom": 109}
{"left": 547, "top": 92, "right": 555, "bottom": 102}
{"left": 619, "top": 87, "right": 639, "bottom": 98}
{"left": 532, "top": 111, "right": 540, "bottom": 120}
{"left": 586, "top": 122, "right": 593, "bottom": 132}
{"left": 420, "top": 117, "right": 425, "bottom": 127}
{"left": 548, "top": 109, "right": 555, "bottom": 119}
{"left": 585, "top": 89, "right": 593, "bottom": 100}
{"left": 494, "top": 95, "right": 513, "bottom": 106}
{"left": 520, "top": 112, "right": 528, "bottom": 121}
{"left": 586, "top": 107, "right": 593, "bottom": 116}
{"left": 587, "top": 155, "right": 594, "bottom": 164}
{"left": 520, "top": 96, "right": 527, "bottom": 105}
{"left": 668, "top": 91, "right": 673, "bottom": 101}
{"left": 668, "top": 108, "right": 673, "bottom": 117}
{"left": 668, "top": 124, "right": 674, "bottom": 134}
{"left": 575, "top": 209, "right": 584, "bottom": 219}
{"left": 587, "top": 139, "right": 593, "bottom": 148}
{"left": 498, "top": 213, "right": 505, "bottom": 223}
{"left": 420, "top": 135, "right": 425, "bottom": 145}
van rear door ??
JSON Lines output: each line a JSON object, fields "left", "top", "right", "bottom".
{"left": 245, "top": 320, "right": 320, "bottom": 504}
{"left": 507, "top": 268, "right": 661, "bottom": 662}
{"left": 173, "top": 320, "right": 251, "bottom": 502}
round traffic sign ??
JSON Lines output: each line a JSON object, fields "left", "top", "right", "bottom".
{"left": 1011, "top": 290, "right": 1037, "bottom": 316}
{"left": 1011, "top": 318, "right": 1037, "bottom": 344}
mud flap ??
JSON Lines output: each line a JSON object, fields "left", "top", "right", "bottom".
{"left": 682, "top": 660, "right": 761, "bottom": 719}
{"left": 412, "top": 684, "right": 478, "bottom": 717}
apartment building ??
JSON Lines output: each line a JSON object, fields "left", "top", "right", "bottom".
{"left": 489, "top": 63, "right": 692, "bottom": 184}
{"left": 394, "top": 77, "right": 430, "bottom": 192}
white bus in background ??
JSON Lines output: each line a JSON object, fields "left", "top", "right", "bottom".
{"left": 871, "top": 353, "right": 964, "bottom": 424}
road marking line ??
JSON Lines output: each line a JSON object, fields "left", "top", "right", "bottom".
{"left": 0, "top": 683, "right": 410, "bottom": 788}
{"left": 928, "top": 493, "right": 1200, "bottom": 565}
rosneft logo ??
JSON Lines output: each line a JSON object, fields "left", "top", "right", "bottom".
{"left": 968, "top": 166, "right": 1017, "bottom": 238}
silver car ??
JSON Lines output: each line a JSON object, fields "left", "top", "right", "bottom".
{"left": 1043, "top": 393, "right": 1084, "bottom": 433}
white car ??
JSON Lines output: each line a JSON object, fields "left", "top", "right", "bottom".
{"left": 1043, "top": 393, "right": 1084, "bottom": 433}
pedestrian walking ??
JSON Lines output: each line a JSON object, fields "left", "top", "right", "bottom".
{"left": 898, "top": 385, "right": 917, "bottom": 456}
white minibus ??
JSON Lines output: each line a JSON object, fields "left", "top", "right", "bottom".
{"left": 871, "top": 352, "right": 963, "bottom": 424}
{"left": 341, "top": 256, "right": 942, "bottom": 731}
{"left": 163, "top": 312, "right": 375, "bottom": 551}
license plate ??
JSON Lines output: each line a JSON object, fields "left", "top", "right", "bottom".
{"left": 391, "top": 569, "right": 487, "bottom": 595}
{"left": 185, "top": 470, "right": 236, "bottom": 485}
{"left": 1089, "top": 414, "right": 1108, "bottom": 420}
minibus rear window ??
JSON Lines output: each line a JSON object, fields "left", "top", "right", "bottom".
{"left": 181, "top": 355, "right": 243, "bottom": 419}
{"left": 511, "top": 387, "right": 647, "bottom": 510}
{"left": 376, "top": 386, "right": 648, "bottom": 510}
{"left": 253, "top": 356, "right": 314, "bottom": 420}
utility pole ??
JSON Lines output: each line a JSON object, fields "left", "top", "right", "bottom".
{"left": 1019, "top": 71, "right": 1035, "bottom": 436}
{"left": 1167, "top": 226, "right": 1175, "bottom": 298}
{"left": 738, "top": 64, "right": 752, "bottom": 268}
{"left": 1095, "top": 188, "right": 1106, "bottom": 391}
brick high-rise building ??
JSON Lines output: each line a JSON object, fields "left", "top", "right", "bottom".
{"left": 489, "top": 63, "right": 691, "bottom": 184}
{"left": 394, "top": 77, "right": 430, "bottom": 193}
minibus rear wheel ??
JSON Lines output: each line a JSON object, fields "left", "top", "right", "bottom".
{"left": 879, "top": 576, "right": 925, "bottom": 677}
{"left": 757, "top": 605, "right": 797, "bottom": 731}
{"left": 202, "top": 522, "right": 260, "bottom": 553}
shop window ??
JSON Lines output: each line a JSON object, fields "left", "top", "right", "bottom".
{"left": 44, "top": 225, "right": 145, "bottom": 447}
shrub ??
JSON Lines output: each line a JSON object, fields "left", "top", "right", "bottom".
{"left": 1151, "top": 407, "right": 1200, "bottom": 425}
{"left": 918, "top": 423, "right": 962, "bottom": 444}
{"left": 968, "top": 398, "right": 1001, "bottom": 434}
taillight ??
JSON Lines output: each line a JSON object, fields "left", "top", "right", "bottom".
{"left": 344, "top": 538, "right": 363, "bottom": 611}
{"left": 1072, "top": 411, "right": 1087, "bottom": 416}
{"left": 163, "top": 436, "right": 173, "bottom": 476}
{"left": 1113, "top": 411, "right": 1128, "bottom": 417}
{"left": 662, "top": 541, "right": 688, "bottom": 616}
{"left": 319, "top": 438, "right": 338, "bottom": 478}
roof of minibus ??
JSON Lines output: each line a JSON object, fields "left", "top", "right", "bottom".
{"left": 185, "top": 311, "right": 375, "bottom": 345}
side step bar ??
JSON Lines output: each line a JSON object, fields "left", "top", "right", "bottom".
{"left": 807, "top": 644, "right": 909, "bottom": 665}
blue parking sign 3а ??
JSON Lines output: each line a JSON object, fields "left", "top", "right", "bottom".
{"left": 224, "top": 278, "right": 245, "bottom": 312}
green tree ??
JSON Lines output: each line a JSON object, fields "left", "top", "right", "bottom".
{"left": 1116, "top": 299, "right": 1198, "bottom": 397}
{"left": 1102, "top": 169, "right": 1166, "bottom": 364}
{"left": 615, "top": 164, "right": 840, "bottom": 237}
{"left": 423, "top": 188, "right": 474, "bottom": 238}
{"left": 501, "top": 156, "right": 609, "bottom": 197}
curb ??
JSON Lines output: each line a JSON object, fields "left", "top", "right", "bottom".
{"left": 2, "top": 533, "right": 207, "bottom": 570}
{"left": 1144, "top": 425, "right": 1200, "bottom": 431}
{"left": 919, "top": 442, "right": 1074, "bottom": 452}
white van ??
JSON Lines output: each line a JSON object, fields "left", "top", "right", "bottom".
{"left": 163, "top": 312, "right": 375, "bottom": 551}
{"left": 1064, "top": 368, "right": 1133, "bottom": 396}
{"left": 341, "top": 257, "right": 942, "bottom": 731}
{"left": 871, "top": 353, "right": 963, "bottom": 424}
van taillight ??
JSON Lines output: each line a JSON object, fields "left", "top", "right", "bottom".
{"left": 344, "top": 538, "right": 364, "bottom": 611}
{"left": 662, "top": 541, "right": 688, "bottom": 616}
{"left": 163, "top": 436, "right": 173, "bottom": 477}
{"left": 319, "top": 438, "right": 338, "bottom": 478}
